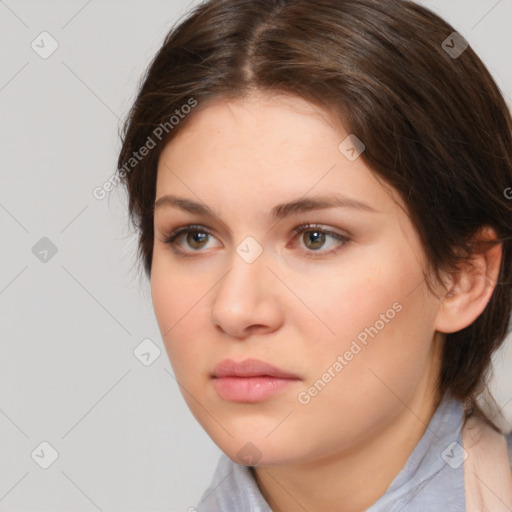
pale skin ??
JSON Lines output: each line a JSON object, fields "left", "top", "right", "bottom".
{"left": 150, "top": 92, "right": 502, "bottom": 512}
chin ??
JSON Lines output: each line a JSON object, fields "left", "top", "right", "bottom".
{"left": 212, "top": 433, "right": 306, "bottom": 468}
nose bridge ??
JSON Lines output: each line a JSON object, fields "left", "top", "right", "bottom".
{"left": 217, "top": 236, "right": 269, "bottom": 304}
{"left": 210, "top": 235, "right": 280, "bottom": 335}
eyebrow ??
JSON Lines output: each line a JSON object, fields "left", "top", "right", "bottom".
{"left": 154, "top": 193, "right": 378, "bottom": 220}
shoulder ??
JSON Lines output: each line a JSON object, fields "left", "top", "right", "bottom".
{"left": 508, "top": 432, "right": 512, "bottom": 473}
{"left": 462, "top": 415, "right": 512, "bottom": 512}
{"left": 195, "top": 454, "right": 272, "bottom": 512}
{"left": 195, "top": 454, "right": 240, "bottom": 511}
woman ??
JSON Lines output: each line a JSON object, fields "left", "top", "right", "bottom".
{"left": 116, "top": 0, "right": 512, "bottom": 510}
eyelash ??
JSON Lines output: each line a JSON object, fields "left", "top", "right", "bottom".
{"left": 161, "top": 223, "right": 351, "bottom": 258}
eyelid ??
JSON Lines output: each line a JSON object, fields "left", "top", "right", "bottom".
{"left": 161, "top": 224, "right": 220, "bottom": 254}
{"left": 290, "top": 223, "right": 350, "bottom": 240}
{"left": 161, "top": 223, "right": 351, "bottom": 257}
{"left": 288, "top": 223, "right": 351, "bottom": 257}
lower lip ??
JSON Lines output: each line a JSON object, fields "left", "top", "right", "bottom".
{"left": 211, "top": 376, "right": 300, "bottom": 402}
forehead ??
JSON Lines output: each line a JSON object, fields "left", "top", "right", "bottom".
{"left": 165, "top": 92, "right": 343, "bottom": 150}
{"left": 155, "top": 93, "right": 403, "bottom": 216}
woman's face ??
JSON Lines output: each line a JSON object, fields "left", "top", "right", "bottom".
{"left": 151, "top": 92, "right": 445, "bottom": 466}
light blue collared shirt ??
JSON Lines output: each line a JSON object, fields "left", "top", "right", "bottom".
{"left": 195, "top": 395, "right": 508, "bottom": 511}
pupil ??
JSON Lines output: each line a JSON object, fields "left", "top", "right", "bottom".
{"left": 188, "top": 231, "right": 207, "bottom": 248}
{"left": 305, "top": 231, "right": 324, "bottom": 249}
{"left": 185, "top": 230, "right": 327, "bottom": 250}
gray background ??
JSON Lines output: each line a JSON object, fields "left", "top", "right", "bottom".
{"left": 1, "top": 0, "right": 511, "bottom": 510}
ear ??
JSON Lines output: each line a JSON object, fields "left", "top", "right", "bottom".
{"left": 435, "top": 226, "right": 502, "bottom": 334}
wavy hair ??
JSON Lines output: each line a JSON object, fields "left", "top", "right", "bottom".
{"left": 116, "top": 0, "right": 512, "bottom": 431}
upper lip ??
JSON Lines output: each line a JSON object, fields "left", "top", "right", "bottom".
{"left": 211, "top": 358, "right": 301, "bottom": 379}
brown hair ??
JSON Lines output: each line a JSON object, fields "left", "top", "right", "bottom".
{"left": 116, "top": 0, "right": 512, "bottom": 431}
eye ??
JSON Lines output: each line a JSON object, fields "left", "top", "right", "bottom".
{"left": 161, "top": 223, "right": 351, "bottom": 257}
{"left": 162, "top": 224, "right": 219, "bottom": 255}
{"left": 290, "top": 224, "right": 350, "bottom": 257}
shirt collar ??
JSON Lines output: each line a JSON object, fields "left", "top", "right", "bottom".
{"left": 196, "top": 394, "right": 465, "bottom": 511}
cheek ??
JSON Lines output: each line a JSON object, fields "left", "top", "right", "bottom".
{"left": 295, "top": 246, "right": 436, "bottom": 388}
{"left": 287, "top": 273, "right": 438, "bottom": 451}
{"left": 150, "top": 255, "right": 197, "bottom": 364}
{"left": 150, "top": 246, "right": 202, "bottom": 327}
{"left": 150, "top": 255, "right": 175, "bottom": 334}
{"left": 290, "top": 260, "right": 402, "bottom": 347}
{"left": 150, "top": 251, "right": 220, "bottom": 385}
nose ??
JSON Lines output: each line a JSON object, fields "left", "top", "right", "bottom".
{"left": 210, "top": 246, "right": 284, "bottom": 339}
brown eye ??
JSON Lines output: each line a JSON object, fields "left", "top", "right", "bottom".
{"left": 303, "top": 230, "right": 326, "bottom": 250}
{"left": 291, "top": 223, "right": 351, "bottom": 257}
{"left": 163, "top": 224, "right": 219, "bottom": 254}
{"left": 186, "top": 231, "right": 209, "bottom": 249}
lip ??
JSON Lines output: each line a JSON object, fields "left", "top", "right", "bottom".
{"left": 211, "top": 358, "right": 301, "bottom": 379}
{"left": 211, "top": 359, "right": 302, "bottom": 402}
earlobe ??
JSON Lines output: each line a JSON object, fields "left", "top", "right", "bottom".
{"left": 434, "top": 227, "right": 502, "bottom": 334}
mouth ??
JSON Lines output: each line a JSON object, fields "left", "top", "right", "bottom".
{"left": 210, "top": 358, "right": 302, "bottom": 402}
